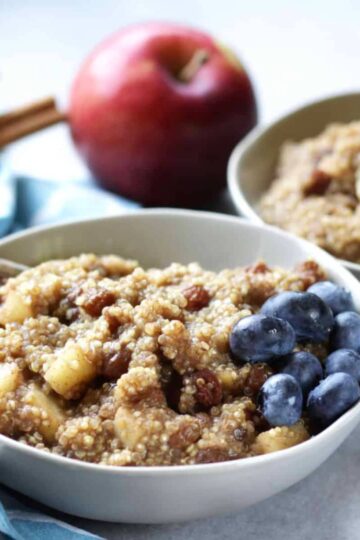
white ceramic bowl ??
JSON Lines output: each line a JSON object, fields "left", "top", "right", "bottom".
{"left": 227, "top": 92, "right": 360, "bottom": 278}
{"left": 1, "top": 209, "right": 360, "bottom": 524}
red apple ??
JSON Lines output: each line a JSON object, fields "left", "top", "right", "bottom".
{"left": 69, "top": 23, "right": 257, "bottom": 207}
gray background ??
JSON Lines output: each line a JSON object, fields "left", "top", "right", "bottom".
{"left": 1, "top": 1, "right": 360, "bottom": 538}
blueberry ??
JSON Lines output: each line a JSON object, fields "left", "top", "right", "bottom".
{"left": 307, "top": 372, "right": 360, "bottom": 427}
{"left": 331, "top": 311, "right": 360, "bottom": 353}
{"left": 258, "top": 374, "right": 303, "bottom": 426}
{"left": 229, "top": 314, "right": 295, "bottom": 364}
{"left": 279, "top": 351, "right": 323, "bottom": 396}
{"left": 261, "top": 291, "right": 334, "bottom": 343}
{"left": 325, "top": 349, "right": 360, "bottom": 382}
{"left": 308, "top": 281, "right": 355, "bottom": 315}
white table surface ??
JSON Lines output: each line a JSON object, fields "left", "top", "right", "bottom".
{"left": 1, "top": 1, "right": 360, "bottom": 538}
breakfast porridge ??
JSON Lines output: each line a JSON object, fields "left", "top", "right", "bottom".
{"left": 0, "top": 254, "right": 339, "bottom": 466}
{"left": 260, "top": 121, "right": 360, "bottom": 262}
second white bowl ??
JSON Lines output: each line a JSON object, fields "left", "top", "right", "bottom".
{"left": 227, "top": 92, "right": 360, "bottom": 278}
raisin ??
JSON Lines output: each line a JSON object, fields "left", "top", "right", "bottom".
{"left": 245, "top": 261, "right": 270, "bottom": 274}
{"left": 195, "top": 412, "right": 212, "bottom": 429}
{"left": 104, "top": 311, "right": 120, "bottom": 334}
{"left": 245, "top": 408, "right": 270, "bottom": 432}
{"left": 193, "top": 369, "right": 222, "bottom": 408}
{"left": 102, "top": 347, "right": 131, "bottom": 379}
{"left": 161, "top": 364, "right": 183, "bottom": 411}
{"left": 144, "top": 388, "right": 166, "bottom": 407}
{"left": 169, "top": 422, "right": 201, "bottom": 449}
{"left": 295, "top": 260, "right": 326, "bottom": 289}
{"left": 304, "top": 169, "right": 332, "bottom": 196}
{"left": 244, "top": 364, "right": 273, "bottom": 398}
{"left": 58, "top": 305, "right": 80, "bottom": 325}
{"left": 183, "top": 285, "right": 210, "bottom": 311}
{"left": 195, "top": 447, "right": 231, "bottom": 464}
{"left": 83, "top": 289, "right": 116, "bottom": 317}
{"left": 55, "top": 286, "right": 82, "bottom": 324}
{"left": 244, "top": 283, "right": 275, "bottom": 307}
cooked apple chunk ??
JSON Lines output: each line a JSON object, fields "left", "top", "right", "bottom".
{"left": 0, "top": 290, "right": 33, "bottom": 325}
{"left": 45, "top": 343, "right": 96, "bottom": 399}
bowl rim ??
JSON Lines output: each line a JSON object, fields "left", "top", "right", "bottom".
{"left": 227, "top": 91, "right": 360, "bottom": 275}
{"left": 1, "top": 207, "right": 360, "bottom": 477}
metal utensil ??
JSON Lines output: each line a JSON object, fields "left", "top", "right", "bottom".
{"left": 0, "top": 258, "right": 28, "bottom": 278}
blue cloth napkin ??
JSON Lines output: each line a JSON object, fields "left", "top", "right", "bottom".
{"left": 0, "top": 495, "right": 102, "bottom": 540}
{"left": 0, "top": 168, "right": 139, "bottom": 539}
{"left": 0, "top": 163, "right": 139, "bottom": 236}
{"left": 0, "top": 162, "right": 16, "bottom": 236}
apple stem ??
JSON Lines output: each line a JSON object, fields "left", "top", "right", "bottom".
{"left": 178, "top": 49, "right": 209, "bottom": 82}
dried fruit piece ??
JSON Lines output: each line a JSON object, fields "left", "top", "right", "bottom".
{"left": 245, "top": 261, "right": 270, "bottom": 274}
{"left": 193, "top": 369, "right": 222, "bottom": 408}
{"left": 102, "top": 347, "right": 131, "bottom": 380}
{"left": 244, "top": 282, "right": 275, "bottom": 306}
{"left": 304, "top": 169, "right": 332, "bottom": 196}
{"left": 83, "top": 289, "right": 116, "bottom": 317}
{"left": 183, "top": 285, "right": 210, "bottom": 311}
{"left": 161, "top": 363, "right": 183, "bottom": 411}
{"left": 195, "top": 411, "right": 212, "bottom": 429}
{"left": 294, "top": 260, "right": 326, "bottom": 289}
{"left": 244, "top": 364, "right": 273, "bottom": 397}
{"left": 195, "top": 446, "right": 231, "bottom": 464}
{"left": 169, "top": 421, "right": 201, "bottom": 449}
{"left": 104, "top": 311, "right": 121, "bottom": 334}
{"left": 245, "top": 408, "right": 270, "bottom": 433}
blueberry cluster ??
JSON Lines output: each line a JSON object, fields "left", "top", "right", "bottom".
{"left": 229, "top": 280, "right": 360, "bottom": 429}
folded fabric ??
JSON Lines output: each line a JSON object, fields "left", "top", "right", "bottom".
{"left": 0, "top": 169, "right": 139, "bottom": 237}
{"left": 0, "top": 161, "right": 16, "bottom": 236}
{"left": 0, "top": 170, "right": 139, "bottom": 539}
{"left": 0, "top": 486, "right": 103, "bottom": 540}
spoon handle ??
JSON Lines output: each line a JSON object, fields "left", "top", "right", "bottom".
{"left": 0, "top": 259, "right": 28, "bottom": 278}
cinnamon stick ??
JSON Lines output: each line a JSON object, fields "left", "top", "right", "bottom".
{"left": 0, "top": 97, "right": 67, "bottom": 148}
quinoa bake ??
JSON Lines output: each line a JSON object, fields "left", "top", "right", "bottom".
{"left": 0, "top": 254, "right": 329, "bottom": 466}
{"left": 260, "top": 121, "right": 360, "bottom": 263}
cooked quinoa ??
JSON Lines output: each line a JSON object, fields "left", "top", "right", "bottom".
{"left": 260, "top": 121, "right": 360, "bottom": 262}
{"left": 0, "top": 255, "right": 327, "bottom": 466}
